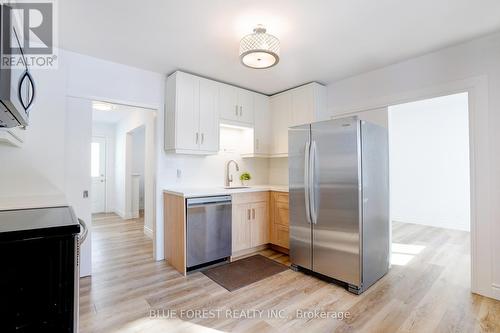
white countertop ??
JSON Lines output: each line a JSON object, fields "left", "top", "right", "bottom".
{"left": 163, "top": 185, "right": 288, "bottom": 198}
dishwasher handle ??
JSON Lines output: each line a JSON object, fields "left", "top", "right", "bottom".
{"left": 187, "top": 195, "right": 231, "bottom": 207}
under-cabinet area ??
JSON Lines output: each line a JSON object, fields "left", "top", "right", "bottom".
{"left": 163, "top": 188, "right": 289, "bottom": 275}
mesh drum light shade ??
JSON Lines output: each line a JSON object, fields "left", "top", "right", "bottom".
{"left": 239, "top": 25, "right": 280, "bottom": 69}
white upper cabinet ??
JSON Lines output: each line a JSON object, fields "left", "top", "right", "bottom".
{"left": 165, "top": 71, "right": 219, "bottom": 154}
{"left": 237, "top": 88, "right": 254, "bottom": 124}
{"left": 219, "top": 84, "right": 254, "bottom": 125}
{"left": 165, "top": 71, "right": 326, "bottom": 157}
{"left": 269, "top": 92, "right": 291, "bottom": 156}
{"left": 269, "top": 82, "right": 327, "bottom": 156}
{"left": 198, "top": 78, "right": 219, "bottom": 152}
{"left": 219, "top": 84, "right": 239, "bottom": 121}
{"left": 290, "top": 83, "right": 328, "bottom": 126}
{"left": 291, "top": 84, "right": 315, "bottom": 126}
{"left": 242, "top": 93, "right": 271, "bottom": 157}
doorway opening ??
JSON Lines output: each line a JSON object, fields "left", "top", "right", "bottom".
{"left": 90, "top": 100, "right": 156, "bottom": 265}
{"left": 387, "top": 92, "right": 471, "bottom": 288}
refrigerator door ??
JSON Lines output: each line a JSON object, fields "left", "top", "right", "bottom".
{"left": 289, "top": 124, "right": 313, "bottom": 270}
{"left": 310, "top": 117, "right": 362, "bottom": 286}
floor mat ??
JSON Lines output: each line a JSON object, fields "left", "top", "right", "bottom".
{"left": 202, "top": 254, "right": 288, "bottom": 291}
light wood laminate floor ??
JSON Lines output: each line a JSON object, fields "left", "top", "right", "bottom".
{"left": 80, "top": 213, "right": 500, "bottom": 333}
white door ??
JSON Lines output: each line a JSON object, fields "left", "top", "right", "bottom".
{"left": 270, "top": 92, "right": 292, "bottom": 155}
{"left": 237, "top": 89, "right": 254, "bottom": 124}
{"left": 253, "top": 93, "right": 271, "bottom": 155}
{"left": 91, "top": 137, "right": 106, "bottom": 213}
{"left": 198, "top": 78, "right": 219, "bottom": 152}
{"left": 291, "top": 85, "right": 314, "bottom": 126}
{"left": 65, "top": 97, "right": 92, "bottom": 277}
{"left": 219, "top": 83, "right": 239, "bottom": 121}
{"left": 176, "top": 72, "right": 200, "bottom": 151}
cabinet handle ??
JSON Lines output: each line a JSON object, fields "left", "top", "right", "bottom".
{"left": 235, "top": 105, "right": 238, "bottom": 116}
{"left": 248, "top": 209, "right": 251, "bottom": 220}
{"left": 201, "top": 133, "right": 204, "bottom": 144}
{"left": 239, "top": 105, "right": 243, "bottom": 117}
{"left": 196, "top": 132, "right": 199, "bottom": 144}
{"left": 252, "top": 208, "right": 255, "bottom": 219}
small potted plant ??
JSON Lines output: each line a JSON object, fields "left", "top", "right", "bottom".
{"left": 240, "top": 172, "right": 251, "bottom": 186}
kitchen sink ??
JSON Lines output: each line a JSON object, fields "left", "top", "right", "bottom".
{"left": 223, "top": 186, "right": 249, "bottom": 189}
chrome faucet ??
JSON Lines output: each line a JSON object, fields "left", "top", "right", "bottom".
{"left": 225, "top": 160, "right": 240, "bottom": 187}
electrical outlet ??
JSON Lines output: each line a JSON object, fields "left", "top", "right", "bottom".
{"left": 83, "top": 190, "right": 89, "bottom": 198}
{"left": 176, "top": 169, "right": 182, "bottom": 179}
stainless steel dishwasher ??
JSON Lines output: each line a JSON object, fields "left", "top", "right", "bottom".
{"left": 186, "top": 195, "right": 232, "bottom": 270}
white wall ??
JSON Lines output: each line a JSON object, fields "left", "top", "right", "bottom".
{"left": 114, "top": 108, "right": 155, "bottom": 222}
{"left": 326, "top": 31, "right": 500, "bottom": 299}
{"left": 92, "top": 123, "right": 116, "bottom": 213}
{"left": 0, "top": 54, "right": 68, "bottom": 204}
{"left": 268, "top": 158, "right": 288, "bottom": 185}
{"left": 0, "top": 49, "right": 164, "bottom": 277}
{"left": 389, "top": 93, "right": 470, "bottom": 231}
{"left": 131, "top": 126, "right": 146, "bottom": 209}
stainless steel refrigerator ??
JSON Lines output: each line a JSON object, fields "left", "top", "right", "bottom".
{"left": 289, "top": 116, "right": 389, "bottom": 294}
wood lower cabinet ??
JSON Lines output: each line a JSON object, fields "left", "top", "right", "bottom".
{"left": 270, "top": 192, "right": 289, "bottom": 249}
{"left": 231, "top": 192, "right": 269, "bottom": 255}
{"left": 272, "top": 224, "right": 290, "bottom": 249}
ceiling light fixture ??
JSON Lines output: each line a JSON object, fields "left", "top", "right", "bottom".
{"left": 93, "top": 102, "right": 114, "bottom": 111}
{"left": 239, "top": 24, "right": 280, "bottom": 69}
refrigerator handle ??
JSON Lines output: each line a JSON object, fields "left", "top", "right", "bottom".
{"left": 304, "top": 141, "right": 312, "bottom": 224}
{"left": 310, "top": 140, "right": 318, "bottom": 224}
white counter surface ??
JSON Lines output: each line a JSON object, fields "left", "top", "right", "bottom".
{"left": 163, "top": 185, "right": 288, "bottom": 198}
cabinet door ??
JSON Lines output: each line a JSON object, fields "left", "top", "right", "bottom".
{"left": 175, "top": 73, "right": 199, "bottom": 150}
{"left": 291, "top": 85, "right": 314, "bottom": 126}
{"left": 272, "top": 224, "right": 290, "bottom": 249}
{"left": 275, "top": 201, "right": 290, "bottom": 226}
{"left": 270, "top": 192, "right": 289, "bottom": 249}
{"left": 219, "top": 84, "right": 239, "bottom": 121}
{"left": 250, "top": 201, "right": 269, "bottom": 247}
{"left": 198, "top": 78, "right": 219, "bottom": 152}
{"left": 270, "top": 93, "right": 291, "bottom": 155}
{"left": 253, "top": 94, "right": 271, "bottom": 155}
{"left": 237, "top": 89, "right": 254, "bottom": 124}
{"left": 232, "top": 203, "right": 251, "bottom": 253}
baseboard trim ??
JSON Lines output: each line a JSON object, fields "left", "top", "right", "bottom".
{"left": 144, "top": 225, "right": 153, "bottom": 239}
{"left": 491, "top": 284, "right": 500, "bottom": 300}
{"left": 230, "top": 243, "right": 289, "bottom": 261}
{"left": 114, "top": 209, "right": 126, "bottom": 219}
{"left": 231, "top": 245, "right": 268, "bottom": 261}
{"left": 269, "top": 243, "right": 289, "bottom": 255}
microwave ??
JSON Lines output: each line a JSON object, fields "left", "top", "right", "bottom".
{"left": 0, "top": 4, "right": 36, "bottom": 128}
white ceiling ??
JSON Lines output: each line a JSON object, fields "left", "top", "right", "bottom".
{"left": 60, "top": 0, "right": 500, "bottom": 95}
